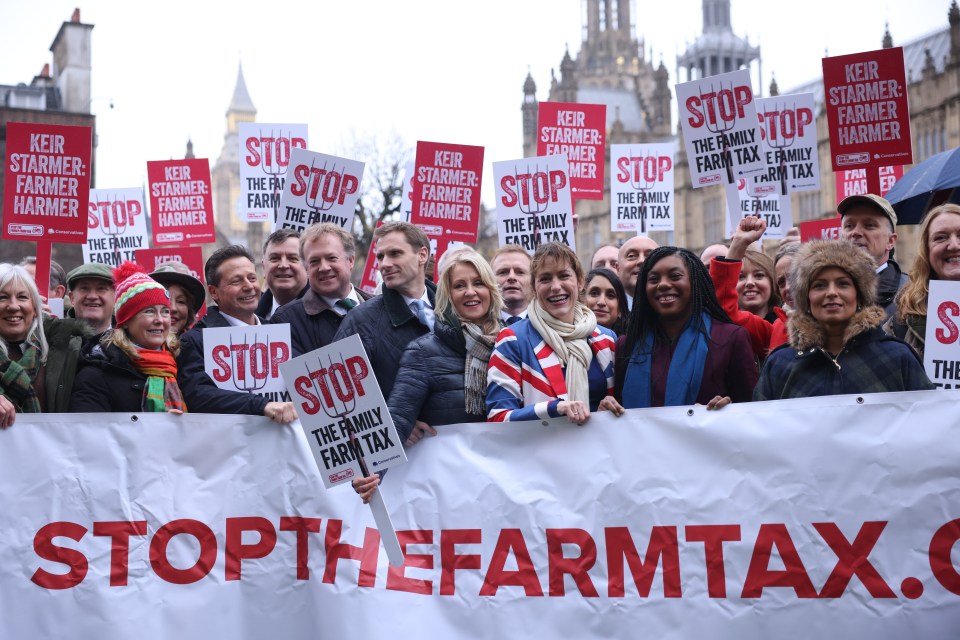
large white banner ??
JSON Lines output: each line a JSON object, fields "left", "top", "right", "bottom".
{"left": 2, "top": 392, "right": 959, "bottom": 638}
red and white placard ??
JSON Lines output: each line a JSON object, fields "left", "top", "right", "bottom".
{"left": 410, "top": 141, "right": 484, "bottom": 243}
{"left": 276, "top": 148, "right": 363, "bottom": 233}
{"left": 2, "top": 122, "right": 91, "bottom": 243}
{"left": 493, "top": 154, "right": 575, "bottom": 254}
{"left": 610, "top": 142, "right": 676, "bottom": 233}
{"left": 83, "top": 188, "right": 149, "bottom": 266}
{"left": 239, "top": 123, "right": 308, "bottom": 223}
{"left": 147, "top": 158, "right": 216, "bottom": 246}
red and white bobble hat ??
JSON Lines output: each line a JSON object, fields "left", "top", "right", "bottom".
{"left": 112, "top": 261, "right": 171, "bottom": 327}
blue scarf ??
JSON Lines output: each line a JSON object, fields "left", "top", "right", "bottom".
{"left": 622, "top": 315, "right": 712, "bottom": 409}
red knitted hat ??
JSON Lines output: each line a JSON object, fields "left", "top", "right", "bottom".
{"left": 112, "top": 261, "right": 171, "bottom": 327}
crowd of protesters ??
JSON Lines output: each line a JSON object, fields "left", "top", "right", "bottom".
{"left": 0, "top": 195, "right": 948, "bottom": 465}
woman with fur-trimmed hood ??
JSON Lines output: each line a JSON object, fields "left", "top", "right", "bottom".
{"left": 754, "top": 240, "right": 932, "bottom": 400}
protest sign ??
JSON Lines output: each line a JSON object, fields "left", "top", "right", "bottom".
{"left": 136, "top": 245, "right": 204, "bottom": 280}
{"left": 280, "top": 334, "right": 406, "bottom": 489}
{"left": 735, "top": 177, "right": 791, "bottom": 239}
{"left": 823, "top": 47, "right": 913, "bottom": 173}
{"left": 3, "top": 392, "right": 959, "bottom": 638}
{"left": 239, "top": 123, "right": 308, "bottom": 223}
{"left": 835, "top": 165, "right": 903, "bottom": 203}
{"left": 924, "top": 280, "right": 960, "bottom": 389}
{"left": 147, "top": 159, "right": 216, "bottom": 246}
{"left": 83, "top": 188, "right": 149, "bottom": 266}
{"left": 202, "top": 324, "right": 292, "bottom": 403}
{"left": 676, "top": 69, "right": 765, "bottom": 188}
{"left": 754, "top": 93, "right": 820, "bottom": 195}
{"left": 493, "top": 154, "right": 575, "bottom": 253}
{"left": 799, "top": 217, "right": 843, "bottom": 242}
{"left": 401, "top": 160, "right": 415, "bottom": 222}
{"left": 410, "top": 141, "right": 484, "bottom": 243}
{"left": 2, "top": 122, "right": 91, "bottom": 244}
{"left": 536, "top": 101, "right": 606, "bottom": 200}
{"left": 610, "top": 142, "right": 675, "bottom": 233}
{"left": 136, "top": 245, "right": 207, "bottom": 322}
{"left": 276, "top": 148, "right": 363, "bottom": 233}
{"left": 359, "top": 220, "right": 385, "bottom": 295}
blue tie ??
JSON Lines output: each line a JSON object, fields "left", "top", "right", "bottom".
{"left": 506, "top": 315, "right": 521, "bottom": 326}
{"left": 413, "top": 299, "right": 433, "bottom": 330}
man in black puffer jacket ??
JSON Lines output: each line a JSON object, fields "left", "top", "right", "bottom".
{"left": 332, "top": 222, "right": 435, "bottom": 403}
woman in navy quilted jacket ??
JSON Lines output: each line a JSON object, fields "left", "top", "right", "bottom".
{"left": 352, "top": 249, "right": 502, "bottom": 502}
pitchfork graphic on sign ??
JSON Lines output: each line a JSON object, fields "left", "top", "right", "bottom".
{"left": 310, "top": 352, "right": 373, "bottom": 478}
{"left": 260, "top": 127, "right": 287, "bottom": 225}
{"left": 701, "top": 81, "right": 737, "bottom": 186}
{"left": 515, "top": 162, "right": 546, "bottom": 246}
{"left": 628, "top": 148, "right": 658, "bottom": 234}
{"left": 304, "top": 158, "right": 339, "bottom": 223}
{"left": 229, "top": 333, "right": 268, "bottom": 394}
{"left": 101, "top": 193, "right": 128, "bottom": 267}
{"left": 763, "top": 101, "right": 798, "bottom": 198}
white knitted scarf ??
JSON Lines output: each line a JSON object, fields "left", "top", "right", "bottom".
{"left": 527, "top": 299, "right": 597, "bottom": 404}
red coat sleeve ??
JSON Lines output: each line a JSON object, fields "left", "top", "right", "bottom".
{"left": 709, "top": 257, "right": 773, "bottom": 358}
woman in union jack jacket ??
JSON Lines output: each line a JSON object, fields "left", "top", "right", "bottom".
{"left": 486, "top": 242, "right": 625, "bottom": 424}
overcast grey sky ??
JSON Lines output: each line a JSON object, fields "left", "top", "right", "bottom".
{"left": 1, "top": 0, "right": 950, "bottom": 207}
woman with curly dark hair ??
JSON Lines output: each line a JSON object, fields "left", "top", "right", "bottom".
{"left": 614, "top": 246, "right": 757, "bottom": 410}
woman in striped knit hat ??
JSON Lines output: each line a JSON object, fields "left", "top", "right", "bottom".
{"left": 71, "top": 262, "right": 187, "bottom": 414}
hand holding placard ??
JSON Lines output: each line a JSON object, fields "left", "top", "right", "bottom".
{"left": 279, "top": 334, "right": 406, "bottom": 566}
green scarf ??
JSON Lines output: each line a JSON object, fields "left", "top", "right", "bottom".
{"left": 0, "top": 343, "right": 43, "bottom": 413}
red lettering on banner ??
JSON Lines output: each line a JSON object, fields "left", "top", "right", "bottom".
{"left": 685, "top": 86, "right": 752, "bottom": 128}
{"left": 547, "top": 528, "right": 599, "bottom": 597}
{"left": 605, "top": 526, "right": 681, "bottom": 597}
{"left": 929, "top": 518, "right": 960, "bottom": 595}
{"left": 225, "top": 517, "right": 278, "bottom": 581}
{"left": 289, "top": 165, "right": 359, "bottom": 205}
{"left": 211, "top": 341, "right": 290, "bottom": 384}
{"left": 741, "top": 524, "right": 817, "bottom": 598}
{"left": 499, "top": 171, "right": 567, "bottom": 208}
{"left": 31, "top": 521, "right": 89, "bottom": 589}
{"left": 149, "top": 519, "right": 218, "bottom": 585}
{"left": 936, "top": 301, "right": 960, "bottom": 344}
{"left": 813, "top": 521, "right": 895, "bottom": 598}
{"left": 279, "top": 517, "right": 322, "bottom": 580}
{"left": 87, "top": 199, "right": 142, "bottom": 231}
{"left": 244, "top": 136, "right": 306, "bottom": 169}
{"left": 615, "top": 155, "right": 672, "bottom": 184}
{"left": 93, "top": 520, "right": 148, "bottom": 587}
{"left": 685, "top": 524, "right": 741, "bottom": 598}
{"left": 758, "top": 107, "right": 814, "bottom": 142}
{"left": 440, "top": 528, "right": 482, "bottom": 596}
{"left": 294, "top": 356, "right": 369, "bottom": 415}
{"left": 480, "top": 528, "right": 544, "bottom": 596}
{"left": 386, "top": 530, "right": 434, "bottom": 595}
{"left": 322, "top": 519, "right": 379, "bottom": 588}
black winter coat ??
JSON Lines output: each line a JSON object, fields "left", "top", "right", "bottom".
{"left": 176, "top": 307, "right": 269, "bottom": 415}
{"left": 71, "top": 342, "right": 148, "bottom": 412}
{"left": 387, "top": 314, "right": 484, "bottom": 441}
{"left": 256, "top": 284, "right": 308, "bottom": 321}
{"left": 332, "top": 281, "right": 437, "bottom": 401}
{"left": 272, "top": 287, "right": 372, "bottom": 357}
{"left": 877, "top": 258, "right": 909, "bottom": 322}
